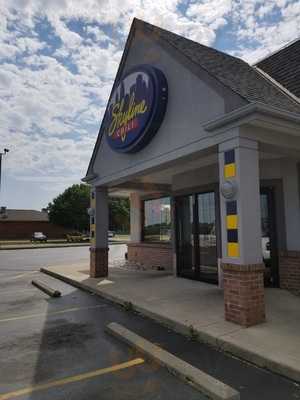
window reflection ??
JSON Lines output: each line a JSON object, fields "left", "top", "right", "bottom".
{"left": 143, "top": 197, "right": 171, "bottom": 242}
{"left": 198, "top": 192, "right": 217, "bottom": 269}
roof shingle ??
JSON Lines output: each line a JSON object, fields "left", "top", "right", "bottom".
{"left": 256, "top": 39, "right": 300, "bottom": 100}
{"left": 138, "top": 19, "right": 300, "bottom": 114}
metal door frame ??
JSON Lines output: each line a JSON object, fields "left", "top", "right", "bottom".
{"left": 175, "top": 190, "right": 219, "bottom": 283}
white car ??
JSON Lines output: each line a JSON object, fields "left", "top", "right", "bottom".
{"left": 108, "top": 231, "right": 115, "bottom": 238}
{"left": 31, "top": 232, "right": 47, "bottom": 242}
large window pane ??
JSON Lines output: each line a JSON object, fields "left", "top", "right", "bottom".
{"left": 143, "top": 197, "right": 171, "bottom": 242}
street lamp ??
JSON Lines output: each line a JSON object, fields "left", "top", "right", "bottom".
{"left": 0, "top": 148, "right": 10, "bottom": 200}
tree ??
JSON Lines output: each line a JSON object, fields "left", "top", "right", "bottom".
{"left": 47, "top": 184, "right": 130, "bottom": 233}
{"left": 47, "top": 184, "right": 90, "bottom": 232}
{"left": 109, "top": 197, "right": 130, "bottom": 233}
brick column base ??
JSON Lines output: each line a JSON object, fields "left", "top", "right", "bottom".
{"left": 222, "top": 263, "right": 266, "bottom": 327}
{"left": 90, "top": 247, "right": 109, "bottom": 278}
{"left": 279, "top": 251, "right": 300, "bottom": 295}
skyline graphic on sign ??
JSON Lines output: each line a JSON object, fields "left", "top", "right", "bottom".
{"left": 105, "top": 67, "right": 159, "bottom": 152}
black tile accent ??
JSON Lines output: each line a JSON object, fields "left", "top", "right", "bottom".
{"left": 226, "top": 201, "right": 237, "bottom": 215}
{"left": 227, "top": 229, "right": 238, "bottom": 243}
{"left": 224, "top": 149, "right": 235, "bottom": 165}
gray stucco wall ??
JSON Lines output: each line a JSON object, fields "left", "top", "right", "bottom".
{"left": 172, "top": 163, "right": 219, "bottom": 192}
{"left": 93, "top": 34, "right": 240, "bottom": 185}
{"left": 260, "top": 158, "right": 300, "bottom": 251}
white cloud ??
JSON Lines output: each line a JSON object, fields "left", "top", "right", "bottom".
{"left": 0, "top": 0, "right": 299, "bottom": 208}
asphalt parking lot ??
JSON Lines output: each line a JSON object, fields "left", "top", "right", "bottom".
{"left": 0, "top": 270, "right": 203, "bottom": 400}
{"left": 1, "top": 247, "right": 300, "bottom": 400}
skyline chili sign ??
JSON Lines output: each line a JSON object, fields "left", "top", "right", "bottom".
{"left": 105, "top": 65, "right": 168, "bottom": 153}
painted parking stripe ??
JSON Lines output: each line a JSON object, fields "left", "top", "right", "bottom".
{"left": 0, "top": 304, "right": 106, "bottom": 323}
{"left": 0, "top": 358, "right": 145, "bottom": 400}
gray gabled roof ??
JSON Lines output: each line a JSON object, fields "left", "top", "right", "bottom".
{"left": 138, "top": 19, "right": 300, "bottom": 114}
{"left": 256, "top": 38, "right": 300, "bottom": 100}
{"left": 84, "top": 19, "right": 300, "bottom": 180}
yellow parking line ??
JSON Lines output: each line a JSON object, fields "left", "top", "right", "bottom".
{"left": 0, "top": 304, "right": 106, "bottom": 323}
{"left": 0, "top": 358, "right": 145, "bottom": 399}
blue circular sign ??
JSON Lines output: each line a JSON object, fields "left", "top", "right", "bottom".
{"left": 105, "top": 65, "right": 168, "bottom": 153}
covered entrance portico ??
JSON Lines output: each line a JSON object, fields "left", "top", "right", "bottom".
{"left": 87, "top": 108, "right": 300, "bottom": 328}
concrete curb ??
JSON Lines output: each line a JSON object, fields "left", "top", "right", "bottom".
{"left": 40, "top": 267, "right": 300, "bottom": 384}
{"left": 106, "top": 322, "right": 240, "bottom": 400}
{"left": 32, "top": 279, "right": 61, "bottom": 297}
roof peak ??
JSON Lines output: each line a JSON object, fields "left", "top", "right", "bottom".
{"left": 133, "top": 18, "right": 247, "bottom": 65}
{"left": 133, "top": 18, "right": 300, "bottom": 112}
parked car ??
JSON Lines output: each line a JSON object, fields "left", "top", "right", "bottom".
{"left": 66, "top": 232, "right": 90, "bottom": 242}
{"left": 31, "top": 232, "right": 47, "bottom": 242}
{"left": 108, "top": 230, "right": 115, "bottom": 238}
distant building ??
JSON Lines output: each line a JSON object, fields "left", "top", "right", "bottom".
{"left": 0, "top": 208, "right": 69, "bottom": 240}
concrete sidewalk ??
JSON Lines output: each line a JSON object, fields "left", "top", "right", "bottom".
{"left": 42, "top": 262, "right": 300, "bottom": 383}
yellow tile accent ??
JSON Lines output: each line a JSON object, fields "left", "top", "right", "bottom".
{"left": 226, "top": 215, "right": 238, "bottom": 230}
{"left": 0, "top": 358, "right": 144, "bottom": 400}
{"left": 228, "top": 242, "right": 239, "bottom": 258}
{"left": 224, "top": 163, "right": 236, "bottom": 178}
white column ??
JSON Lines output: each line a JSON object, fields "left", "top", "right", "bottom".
{"left": 218, "top": 137, "right": 265, "bottom": 326}
{"left": 90, "top": 186, "right": 109, "bottom": 278}
{"left": 282, "top": 160, "right": 300, "bottom": 251}
{"left": 130, "top": 192, "right": 142, "bottom": 242}
{"left": 94, "top": 186, "right": 109, "bottom": 248}
{"left": 219, "top": 137, "right": 262, "bottom": 265}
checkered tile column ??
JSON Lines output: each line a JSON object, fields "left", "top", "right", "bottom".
{"left": 218, "top": 137, "right": 265, "bottom": 327}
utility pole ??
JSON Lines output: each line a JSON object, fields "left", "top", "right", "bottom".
{"left": 0, "top": 148, "right": 9, "bottom": 202}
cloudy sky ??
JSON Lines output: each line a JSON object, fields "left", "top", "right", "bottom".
{"left": 0, "top": 0, "right": 299, "bottom": 210}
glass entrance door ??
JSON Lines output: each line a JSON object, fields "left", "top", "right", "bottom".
{"left": 260, "top": 188, "right": 279, "bottom": 287}
{"left": 176, "top": 191, "right": 218, "bottom": 283}
{"left": 197, "top": 192, "right": 218, "bottom": 282}
{"left": 176, "top": 195, "right": 196, "bottom": 279}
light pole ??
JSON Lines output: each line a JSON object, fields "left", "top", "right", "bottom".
{"left": 0, "top": 148, "right": 9, "bottom": 201}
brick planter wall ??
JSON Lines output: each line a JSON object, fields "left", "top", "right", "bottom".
{"left": 222, "top": 263, "right": 265, "bottom": 327}
{"left": 127, "top": 242, "right": 172, "bottom": 271}
{"left": 279, "top": 251, "right": 300, "bottom": 295}
{"left": 90, "top": 247, "right": 109, "bottom": 278}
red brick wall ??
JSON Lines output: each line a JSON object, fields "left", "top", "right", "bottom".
{"left": 127, "top": 242, "right": 173, "bottom": 271}
{"left": 90, "top": 247, "right": 108, "bottom": 278}
{"left": 279, "top": 251, "right": 300, "bottom": 295}
{"left": 0, "top": 221, "right": 71, "bottom": 240}
{"left": 222, "top": 263, "right": 265, "bottom": 327}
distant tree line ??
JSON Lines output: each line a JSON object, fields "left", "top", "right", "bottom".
{"left": 47, "top": 184, "right": 130, "bottom": 233}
